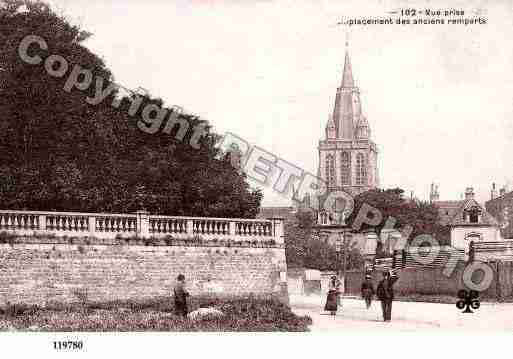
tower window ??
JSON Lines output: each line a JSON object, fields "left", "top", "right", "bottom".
{"left": 341, "top": 152, "right": 351, "bottom": 185}
{"left": 326, "top": 154, "right": 335, "bottom": 187}
{"left": 355, "top": 153, "right": 367, "bottom": 185}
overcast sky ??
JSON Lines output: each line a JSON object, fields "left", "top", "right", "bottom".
{"left": 47, "top": 0, "right": 513, "bottom": 206}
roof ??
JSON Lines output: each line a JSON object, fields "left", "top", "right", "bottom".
{"left": 486, "top": 190, "right": 513, "bottom": 205}
{"left": 435, "top": 200, "right": 463, "bottom": 226}
{"left": 434, "top": 199, "right": 499, "bottom": 227}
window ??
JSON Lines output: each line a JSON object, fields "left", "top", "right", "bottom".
{"left": 464, "top": 207, "right": 481, "bottom": 224}
{"left": 355, "top": 153, "right": 367, "bottom": 185}
{"left": 320, "top": 212, "right": 328, "bottom": 225}
{"left": 469, "top": 208, "right": 479, "bottom": 223}
{"left": 326, "top": 154, "right": 335, "bottom": 187}
{"left": 341, "top": 152, "right": 351, "bottom": 185}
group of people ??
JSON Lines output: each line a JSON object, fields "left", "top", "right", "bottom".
{"left": 324, "top": 269, "right": 399, "bottom": 322}
{"left": 175, "top": 270, "right": 399, "bottom": 322}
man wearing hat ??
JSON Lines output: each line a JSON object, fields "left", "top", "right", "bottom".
{"left": 376, "top": 269, "right": 399, "bottom": 322}
{"left": 361, "top": 274, "right": 375, "bottom": 309}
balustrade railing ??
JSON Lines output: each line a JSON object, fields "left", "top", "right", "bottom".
{"left": 0, "top": 210, "right": 284, "bottom": 243}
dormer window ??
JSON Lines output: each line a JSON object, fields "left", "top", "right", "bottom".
{"left": 464, "top": 206, "right": 481, "bottom": 224}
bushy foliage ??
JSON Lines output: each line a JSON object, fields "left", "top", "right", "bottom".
{"left": 346, "top": 188, "right": 451, "bottom": 244}
{"left": 0, "top": 296, "right": 312, "bottom": 331}
{"left": 285, "top": 210, "right": 365, "bottom": 271}
{"left": 0, "top": 0, "right": 262, "bottom": 218}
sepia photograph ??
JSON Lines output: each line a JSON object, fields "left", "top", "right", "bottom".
{"left": 0, "top": 0, "right": 512, "bottom": 356}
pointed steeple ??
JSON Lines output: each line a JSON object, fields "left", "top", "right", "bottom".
{"left": 341, "top": 50, "right": 354, "bottom": 88}
{"left": 341, "top": 39, "right": 354, "bottom": 88}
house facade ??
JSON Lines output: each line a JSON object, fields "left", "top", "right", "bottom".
{"left": 433, "top": 187, "right": 501, "bottom": 253}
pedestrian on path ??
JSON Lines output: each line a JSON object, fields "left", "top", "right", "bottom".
{"left": 376, "top": 270, "right": 399, "bottom": 322}
{"left": 173, "top": 274, "right": 190, "bottom": 317}
{"left": 324, "top": 276, "right": 340, "bottom": 315}
{"left": 361, "top": 274, "right": 374, "bottom": 309}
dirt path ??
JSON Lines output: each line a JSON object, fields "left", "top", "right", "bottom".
{"left": 291, "top": 295, "right": 513, "bottom": 331}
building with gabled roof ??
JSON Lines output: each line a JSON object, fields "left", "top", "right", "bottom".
{"left": 433, "top": 186, "right": 501, "bottom": 253}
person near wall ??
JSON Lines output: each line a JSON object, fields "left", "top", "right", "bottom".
{"left": 361, "top": 274, "right": 375, "bottom": 309}
{"left": 376, "top": 269, "right": 399, "bottom": 322}
{"left": 324, "top": 275, "right": 340, "bottom": 315}
{"left": 174, "top": 274, "right": 190, "bottom": 317}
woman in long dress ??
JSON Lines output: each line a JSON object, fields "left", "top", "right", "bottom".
{"left": 324, "top": 276, "right": 340, "bottom": 315}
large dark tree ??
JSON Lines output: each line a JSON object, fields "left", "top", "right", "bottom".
{"left": 346, "top": 188, "right": 450, "bottom": 245}
{"left": 0, "top": 0, "right": 261, "bottom": 217}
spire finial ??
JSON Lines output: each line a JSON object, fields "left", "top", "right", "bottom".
{"left": 341, "top": 36, "right": 354, "bottom": 88}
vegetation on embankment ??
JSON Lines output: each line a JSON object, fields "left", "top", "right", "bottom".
{"left": 0, "top": 295, "right": 312, "bottom": 332}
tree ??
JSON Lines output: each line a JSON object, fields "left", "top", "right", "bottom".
{"left": 285, "top": 209, "right": 365, "bottom": 271}
{"left": 0, "top": 1, "right": 262, "bottom": 217}
{"left": 346, "top": 188, "right": 450, "bottom": 245}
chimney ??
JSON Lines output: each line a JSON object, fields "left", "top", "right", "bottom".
{"left": 465, "top": 187, "right": 475, "bottom": 200}
{"left": 491, "top": 183, "right": 497, "bottom": 200}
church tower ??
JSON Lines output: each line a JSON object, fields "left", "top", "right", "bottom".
{"left": 318, "top": 43, "right": 379, "bottom": 197}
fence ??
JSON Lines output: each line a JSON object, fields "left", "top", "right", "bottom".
{"left": 347, "top": 243, "right": 513, "bottom": 301}
{"left": 0, "top": 210, "right": 284, "bottom": 243}
{"left": 470, "top": 241, "right": 513, "bottom": 262}
{"left": 371, "top": 246, "right": 465, "bottom": 271}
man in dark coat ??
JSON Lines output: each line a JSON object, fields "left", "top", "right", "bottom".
{"left": 173, "top": 274, "right": 190, "bottom": 317}
{"left": 361, "top": 274, "right": 375, "bottom": 309}
{"left": 376, "top": 270, "right": 399, "bottom": 322}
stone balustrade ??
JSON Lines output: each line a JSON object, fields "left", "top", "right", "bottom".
{"left": 0, "top": 210, "right": 284, "bottom": 243}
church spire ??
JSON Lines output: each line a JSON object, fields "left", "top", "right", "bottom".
{"left": 341, "top": 40, "right": 354, "bottom": 88}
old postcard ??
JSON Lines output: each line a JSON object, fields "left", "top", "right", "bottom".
{"left": 0, "top": 0, "right": 512, "bottom": 356}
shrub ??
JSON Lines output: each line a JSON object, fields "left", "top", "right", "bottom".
{"left": 0, "top": 231, "right": 16, "bottom": 245}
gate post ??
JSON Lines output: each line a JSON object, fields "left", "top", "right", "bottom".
{"left": 496, "top": 260, "right": 502, "bottom": 302}
{"left": 469, "top": 240, "right": 475, "bottom": 262}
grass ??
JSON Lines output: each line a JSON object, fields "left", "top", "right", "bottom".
{"left": 0, "top": 295, "right": 312, "bottom": 332}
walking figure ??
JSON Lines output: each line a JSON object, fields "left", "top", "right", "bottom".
{"left": 376, "top": 270, "right": 399, "bottom": 322}
{"left": 361, "top": 274, "right": 375, "bottom": 309}
{"left": 324, "top": 276, "right": 341, "bottom": 316}
{"left": 173, "top": 274, "right": 190, "bottom": 317}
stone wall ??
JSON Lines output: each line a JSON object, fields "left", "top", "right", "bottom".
{"left": 0, "top": 240, "right": 287, "bottom": 306}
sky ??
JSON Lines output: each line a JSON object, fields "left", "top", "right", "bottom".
{"left": 46, "top": 0, "right": 513, "bottom": 206}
